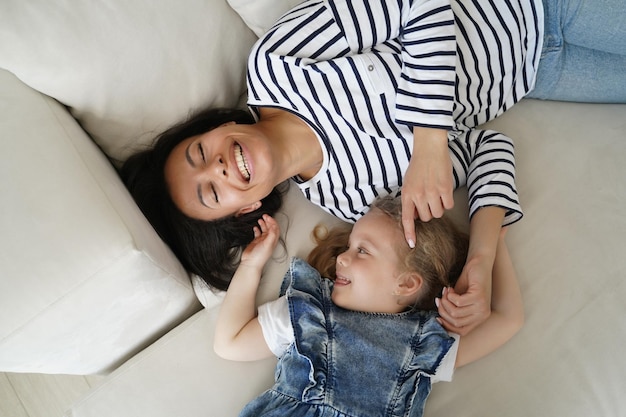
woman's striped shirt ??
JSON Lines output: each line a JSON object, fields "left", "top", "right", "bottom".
{"left": 247, "top": 0, "right": 543, "bottom": 224}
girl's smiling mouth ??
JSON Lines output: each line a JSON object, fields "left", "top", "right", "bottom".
{"left": 334, "top": 274, "right": 351, "bottom": 286}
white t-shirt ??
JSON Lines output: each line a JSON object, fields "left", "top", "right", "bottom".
{"left": 258, "top": 296, "right": 460, "bottom": 383}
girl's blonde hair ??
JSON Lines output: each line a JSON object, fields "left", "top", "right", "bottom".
{"left": 307, "top": 195, "right": 469, "bottom": 311}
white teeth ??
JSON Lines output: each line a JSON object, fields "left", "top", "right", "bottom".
{"left": 335, "top": 276, "right": 351, "bottom": 284}
{"left": 234, "top": 144, "right": 250, "bottom": 180}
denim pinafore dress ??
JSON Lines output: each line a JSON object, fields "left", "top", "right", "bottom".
{"left": 240, "top": 258, "right": 454, "bottom": 417}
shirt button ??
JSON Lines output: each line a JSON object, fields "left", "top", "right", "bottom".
{"left": 367, "top": 64, "right": 374, "bottom": 71}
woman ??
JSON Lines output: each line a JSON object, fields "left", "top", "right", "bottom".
{"left": 121, "top": 0, "right": 625, "bottom": 334}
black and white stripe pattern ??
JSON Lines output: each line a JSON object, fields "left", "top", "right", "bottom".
{"left": 247, "top": 0, "right": 543, "bottom": 225}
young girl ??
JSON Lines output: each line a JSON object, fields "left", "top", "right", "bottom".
{"left": 214, "top": 196, "right": 523, "bottom": 417}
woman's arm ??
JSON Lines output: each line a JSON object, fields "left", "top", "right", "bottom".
{"left": 401, "top": 126, "right": 454, "bottom": 247}
{"left": 436, "top": 206, "right": 505, "bottom": 335}
{"left": 449, "top": 229, "right": 524, "bottom": 368}
{"left": 213, "top": 215, "right": 279, "bottom": 361}
{"left": 397, "top": 0, "right": 457, "bottom": 242}
{"left": 395, "top": 0, "right": 456, "bottom": 130}
{"left": 435, "top": 127, "right": 521, "bottom": 335}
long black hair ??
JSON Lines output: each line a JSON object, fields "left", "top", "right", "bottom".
{"left": 120, "top": 108, "right": 286, "bottom": 290}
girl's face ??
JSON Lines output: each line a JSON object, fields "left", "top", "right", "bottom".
{"left": 333, "top": 208, "right": 409, "bottom": 314}
{"left": 164, "top": 123, "right": 277, "bottom": 220}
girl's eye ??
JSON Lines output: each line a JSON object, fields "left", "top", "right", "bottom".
{"left": 357, "top": 247, "right": 367, "bottom": 255}
{"left": 198, "top": 143, "right": 206, "bottom": 162}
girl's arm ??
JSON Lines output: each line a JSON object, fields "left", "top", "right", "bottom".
{"left": 213, "top": 215, "right": 279, "bottom": 362}
{"left": 448, "top": 229, "right": 524, "bottom": 368}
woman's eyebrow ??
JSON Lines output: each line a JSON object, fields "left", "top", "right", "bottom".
{"left": 185, "top": 142, "right": 196, "bottom": 168}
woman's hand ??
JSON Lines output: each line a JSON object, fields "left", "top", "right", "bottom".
{"left": 239, "top": 214, "right": 280, "bottom": 271}
{"left": 436, "top": 207, "right": 506, "bottom": 335}
{"left": 401, "top": 126, "right": 454, "bottom": 247}
{"left": 436, "top": 255, "right": 492, "bottom": 335}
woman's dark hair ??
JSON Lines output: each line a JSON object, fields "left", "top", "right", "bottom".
{"left": 120, "top": 108, "right": 286, "bottom": 290}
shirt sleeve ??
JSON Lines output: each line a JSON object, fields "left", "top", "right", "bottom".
{"left": 257, "top": 296, "right": 295, "bottom": 358}
{"left": 250, "top": 0, "right": 456, "bottom": 131}
{"left": 395, "top": 0, "right": 457, "bottom": 131}
{"left": 432, "top": 332, "right": 460, "bottom": 383}
{"left": 329, "top": 0, "right": 457, "bottom": 130}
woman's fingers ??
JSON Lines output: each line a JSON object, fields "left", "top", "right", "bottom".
{"left": 436, "top": 287, "right": 490, "bottom": 335}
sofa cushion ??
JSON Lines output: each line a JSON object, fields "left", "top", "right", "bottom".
{"left": 0, "top": 69, "right": 201, "bottom": 374}
{"left": 65, "top": 98, "right": 626, "bottom": 417}
{"left": 227, "top": 0, "right": 303, "bottom": 37}
{"left": 0, "top": 0, "right": 257, "bottom": 163}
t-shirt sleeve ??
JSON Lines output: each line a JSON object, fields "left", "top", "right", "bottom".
{"left": 432, "top": 332, "right": 460, "bottom": 383}
{"left": 395, "top": 0, "right": 456, "bottom": 131}
{"left": 257, "top": 296, "right": 295, "bottom": 358}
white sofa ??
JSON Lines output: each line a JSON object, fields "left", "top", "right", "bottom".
{"left": 1, "top": 0, "right": 625, "bottom": 416}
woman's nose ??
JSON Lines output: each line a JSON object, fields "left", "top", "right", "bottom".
{"left": 207, "top": 155, "right": 227, "bottom": 178}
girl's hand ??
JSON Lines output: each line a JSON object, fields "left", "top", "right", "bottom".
{"left": 401, "top": 126, "right": 454, "bottom": 247}
{"left": 239, "top": 214, "right": 280, "bottom": 270}
{"left": 214, "top": 214, "right": 279, "bottom": 362}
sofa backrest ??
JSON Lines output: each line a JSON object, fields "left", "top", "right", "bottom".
{"left": 0, "top": 0, "right": 258, "bottom": 163}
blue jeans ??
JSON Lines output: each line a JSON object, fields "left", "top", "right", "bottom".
{"left": 528, "top": 0, "right": 626, "bottom": 103}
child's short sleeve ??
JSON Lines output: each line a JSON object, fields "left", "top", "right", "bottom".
{"left": 257, "top": 296, "right": 295, "bottom": 358}
{"left": 432, "top": 332, "right": 460, "bottom": 383}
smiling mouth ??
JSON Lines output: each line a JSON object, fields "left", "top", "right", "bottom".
{"left": 234, "top": 143, "right": 251, "bottom": 181}
{"left": 334, "top": 275, "right": 351, "bottom": 285}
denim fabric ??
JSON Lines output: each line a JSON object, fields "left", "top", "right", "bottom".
{"left": 529, "top": 0, "right": 626, "bottom": 103}
{"left": 240, "top": 258, "right": 454, "bottom": 417}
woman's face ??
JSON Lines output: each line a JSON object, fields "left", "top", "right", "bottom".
{"left": 333, "top": 209, "right": 409, "bottom": 314}
{"left": 164, "top": 123, "right": 276, "bottom": 220}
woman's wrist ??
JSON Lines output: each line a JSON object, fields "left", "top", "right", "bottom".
{"left": 412, "top": 126, "right": 448, "bottom": 152}
{"left": 467, "top": 206, "right": 506, "bottom": 269}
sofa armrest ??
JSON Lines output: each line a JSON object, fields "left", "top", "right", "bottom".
{"left": 0, "top": 69, "right": 201, "bottom": 375}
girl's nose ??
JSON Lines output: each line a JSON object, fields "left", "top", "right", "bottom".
{"left": 337, "top": 251, "right": 348, "bottom": 266}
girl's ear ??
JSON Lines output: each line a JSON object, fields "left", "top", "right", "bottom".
{"left": 394, "top": 272, "right": 423, "bottom": 297}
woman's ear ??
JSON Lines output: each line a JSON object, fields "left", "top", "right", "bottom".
{"left": 394, "top": 272, "right": 423, "bottom": 297}
{"left": 235, "top": 201, "right": 262, "bottom": 217}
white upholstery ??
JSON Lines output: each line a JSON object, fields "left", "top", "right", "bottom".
{"left": 0, "top": 69, "right": 200, "bottom": 374}
{"left": 1, "top": 0, "right": 625, "bottom": 415}
{"left": 227, "top": 0, "right": 303, "bottom": 37}
{"left": 0, "top": 0, "right": 257, "bottom": 163}
{"left": 66, "top": 99, "right": 626, "bottom": 417}
{"left": 0, "top": 0, "right": 256, "bottom": 374}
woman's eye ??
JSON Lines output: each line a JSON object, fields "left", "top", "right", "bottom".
{"left": 211, "top": 184, "right": 219, "bottom": 203}
{"left": 357, "top": 247, "right": 367, "bottom": 255}
{"left": 198, "top": 143, "right": 206, "bottom": 162}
